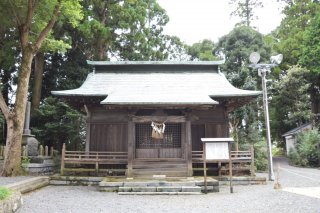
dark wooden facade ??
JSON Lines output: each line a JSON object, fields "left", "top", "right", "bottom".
{"left": 83, "top": 106, "right": 228, "bottom": 177}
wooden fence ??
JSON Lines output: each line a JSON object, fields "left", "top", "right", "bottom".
{"left": 60, "top": 143, "right": 128, "bottom": 175}
{"left": 192, "top": 147, "right": 255, "bottom": 176}
{"left": 0, "top": 145, "right": 54, "bottom": 160}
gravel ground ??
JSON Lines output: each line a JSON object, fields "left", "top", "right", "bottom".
{"left": 0, "top": 157, "right": 315, "bottom": 213}
{"left": 0, "top": 176, "right": 33, "bottom": 186}
{"left": 16, "top": 184, "right": 319, "bottom": 213}
{"left": 16, "top": 158, "right": 320, "bottom": 213}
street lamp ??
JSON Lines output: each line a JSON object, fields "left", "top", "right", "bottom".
{"left": 249, "top": 52, "right": 283, "bottom": 181}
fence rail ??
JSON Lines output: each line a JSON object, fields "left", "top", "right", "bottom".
{"left": 60, "top": 143, "right": 128, "bottom": 175}
{"left": 192, "top": 147, "right": 255, "bottom": 176}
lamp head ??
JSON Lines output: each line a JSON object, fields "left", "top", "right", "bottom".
{"left": 249, "top": 52, "right": 260, "bottom": 64}
{"left": 270, "top": 54, "right": 283, "bottom": 65}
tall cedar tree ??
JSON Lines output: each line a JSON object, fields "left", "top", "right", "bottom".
{"left": 0, "top": 0, "right": 82, "bottom": 176}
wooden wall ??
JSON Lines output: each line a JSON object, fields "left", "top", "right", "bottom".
{"left": 191, "top": 106, "right": 228, "bottom": 151}
{"left": 90, "top": 123, "right": 128, "bottom": 152}
{"left": 86, "top": 106, "right": 228, "bottom": 153}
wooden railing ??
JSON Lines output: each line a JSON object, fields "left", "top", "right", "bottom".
{"left": 192, "top": 147, "right": 255, "bottom": 176}
{"left": 60, "top": 143, "right": 128, "bottom": 175}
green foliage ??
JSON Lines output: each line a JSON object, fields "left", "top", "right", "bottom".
{"left": 254, "top": 139, "right": 268, "bottom": 171}
{"left": 187, "top": 39, "right": 218, "bottom": 61}
{"left": 76, "top": 0, "right": 177, "bottom": 60}
{"left": 216, "top": 26, "right": 270, "bottom": 88}
{"left": 288, "top": 148, "right": 303, "bottom": 166}
{"left": 270, "top": 66, "right": 312, "bottom": 143}
{"left": 272, "top": 146, "right": 285, "bottom": 156}
{"left": 289, "top": 129, "right": 320, "bottom": 166}
{"left": 229, "top": 0, "right": 263, "bottom": 27}
{"left": 216, "top": 26, "right": 270, "bottom": 153}
{"left": 300, "top": 13, "right": 320, "bottom": 74}
{"left": 31, "top": 97, "right": 86, "bottom": 151}
{"left": 0, "top": 187, "right": 11, "bottom": 200}
{"left": 275, "top": 0, "right": 320, "bottom": 68}
{"left": 270, "top": 0, "right": 320, "bottom": 147}
{"left": 21, "top": 156, "right": 30, "bottom": 165}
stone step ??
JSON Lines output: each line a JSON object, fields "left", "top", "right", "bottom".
{"left": 118, "top": 186, "right": 201, "bottom": 193}
{"left": 5, "top": 176, "right": 49, "bottom": 194}
{"left": 133, "top": 164, "right": 188, "bottom": 169}
{"left": 99, "top": 177, "right": 220, "bottom": 193}
{"left": 118, "top": 192, "right": 202, "bottom": 195}
{"left": 123, "top": 181, "right": 196, "bottom": 187}
{"left": 133, "top": 170, "right": 188, "bottom": 178}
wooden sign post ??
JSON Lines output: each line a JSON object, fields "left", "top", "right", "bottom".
{"left": 201, "top": 138, "right": 234, "bottom": 193}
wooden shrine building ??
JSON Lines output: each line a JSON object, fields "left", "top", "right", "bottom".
{"left": 52, "top": 61, "right": 261, "bottom": 177}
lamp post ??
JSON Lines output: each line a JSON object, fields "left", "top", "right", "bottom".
{"left": 249, "top": 52, "right": 283, "bottom": 181}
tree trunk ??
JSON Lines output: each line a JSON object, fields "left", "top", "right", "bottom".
{"left": 1, "top": 48, "right": 33, "bottom": 176}
{"left": 31, "top": 52, "right": 45, "bottom": 114}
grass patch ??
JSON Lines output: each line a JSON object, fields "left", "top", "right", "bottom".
{"left": 0, "top": 186, "right": 11, "bottom": 200}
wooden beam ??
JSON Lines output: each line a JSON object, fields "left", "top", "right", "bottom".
{"left": 132, "top": 116, "right": 186, "bottom": 123}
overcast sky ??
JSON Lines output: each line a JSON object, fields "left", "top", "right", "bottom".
{"left": 157, "top": 0, "right": 285, "bottom": 45}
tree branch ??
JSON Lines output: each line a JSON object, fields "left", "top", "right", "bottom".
{"left": 25, "top": 0, "right": 34, "bottom": 30}
{"left": 33, "top": 1, "right": 61, "bottom": 52}
{"left": 8, "top": 0, "right": 22, "bottom": 26}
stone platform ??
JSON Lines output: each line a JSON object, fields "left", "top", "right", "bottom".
{"left": 99, "top": 177, "right": 219, "bottom": 194}
{"left": 48, "top": 175, "right": 266, "bottom": 195}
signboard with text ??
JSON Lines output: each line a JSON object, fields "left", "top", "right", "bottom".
{"left": 205, "top": 142, "right": 229, "bottom": 160}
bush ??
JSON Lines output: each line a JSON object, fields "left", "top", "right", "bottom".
{"left": 289, "top": 129, "right": 320, "bottom": 167}
{"left": 0, "top": 187, "right": 11, "bottom": 200}
{"left": 254, "top": 139, "right": 268, "bottom": 171}
{"left": 272, "top": 146, "right": 285, "bottom": 157}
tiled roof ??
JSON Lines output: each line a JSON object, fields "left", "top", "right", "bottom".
{"left": 52, "top": 61, "right": 261, "bottom": 105}
{"left": 282, "top": 123, "right": 312, "bottom": 137}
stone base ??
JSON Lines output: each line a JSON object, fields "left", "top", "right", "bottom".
{"left": 22, "top": 135, "right": 39, "bottom": 156}
{"left": 22, "top": 160, "right": 55, "bottom": 176}
{"left": 219, "top": 176, "right": 267, "bottom": 185}
{"left": 50, "top": 175, "right": 103, "bottom": 186}
{"left": 0, "top": 191, "right": 23, "bottom": 213}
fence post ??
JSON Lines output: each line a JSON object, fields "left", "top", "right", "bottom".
{"left": 61, "top": 143, "right": 66, "bottom": 176}
{"left": 45, "top": 146, "right": 49, "bottom": 157}
{"left": 39, "top": 145, "right": 44, "bottom": 156}
{"left": 22, "top": 146, "right": 27, "bottom": 157}
{"left": 95, "top": 153, "right": 99, "bottom": 173}
{"left": 50, "top": 147, "right": 54, "bottom": 157}
{"left": 250, "top": 144, "right": 255, "bottom": 176}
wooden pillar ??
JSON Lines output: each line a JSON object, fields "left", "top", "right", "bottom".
{"left": 127, "top": 121, "right": 134, "bottom": 177}
{"left": 250, "top": 144, "right": 255, "bottom": 176}
{"left": 186, "top": 120, "right": 193, "bottom": 177}
{"left": 85, "top": 106, "right": 91, "bottom": 152}
{"left": 60, "top": 143, "right": 65, "bottom": 176}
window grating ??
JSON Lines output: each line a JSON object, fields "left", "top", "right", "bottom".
{"left": 136, "top": 123, "right": 181, "bottom": 149}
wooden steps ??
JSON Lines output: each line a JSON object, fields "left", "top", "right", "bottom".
{"left": 132, "top": 159, "right": 188, "bottom": 177}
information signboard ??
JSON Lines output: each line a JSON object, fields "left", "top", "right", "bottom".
{"left": 201, "top": 138, "right": 234, "bottom": 193}
{"left": 205, "top": 142, "right": 229, "bottom": 160}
